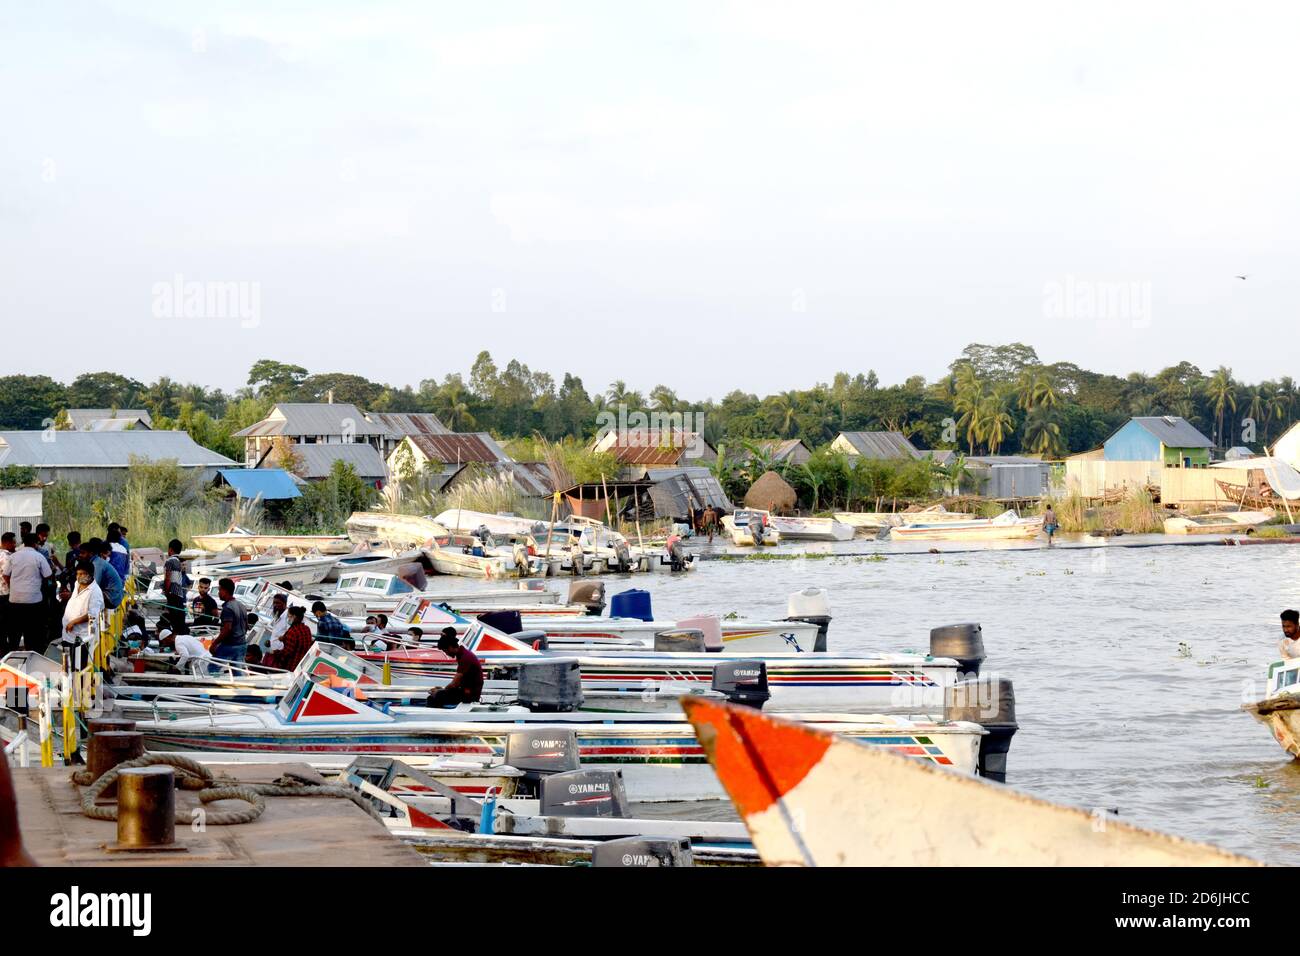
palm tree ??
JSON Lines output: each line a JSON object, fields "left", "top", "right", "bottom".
{"left": 952, "top": 366, "right": 987, "bottom": 453}
{"left": 1203, "top": 366, "right": 1236, "bottom": 449}
{"left": 1015, "top": 368, "right": 1060, "bottom": 412}
{"left": 435, "top": 380, "right": 477, "bottom": 430}
{"left": 648, "top": 385, "right": 679, "bottom": 411}
{"left": 978, "top": 393, "right": 1015, "bottom": 454}
{"left": 1022, "top": 408, "right": 1066, "bottom": 458}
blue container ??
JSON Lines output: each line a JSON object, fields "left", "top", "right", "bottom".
{"left": 610, "top": 588, "right": 653, "bottom": 621}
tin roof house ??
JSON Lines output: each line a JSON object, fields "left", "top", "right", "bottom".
{"left": 0, "top": 431, "right": 235, "bottom": 484}
{"left": 1102, "top": 416, "right": 1213, "bottom": 467}
{"left": 830, "top": 431, "right": 922, "bottom": 460}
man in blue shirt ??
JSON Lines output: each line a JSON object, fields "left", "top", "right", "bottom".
{"left": 311, "top": 601, "right": 354, "bottom": 649}
{"left": 83, "top": 538, "right": 123, "bottom": 610}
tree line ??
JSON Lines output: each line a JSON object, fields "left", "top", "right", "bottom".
{"left": 2, "top": 344, "right": 1294, "bottom": 462}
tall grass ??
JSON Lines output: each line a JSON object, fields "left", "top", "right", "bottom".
{"left": 1041, "top": 489, "right": 1163, "bottom": 534}
{"left": 42, "top": 460, "right": 242, "bottom": 549}
{"left": 388, "top": 469, "right": 547, "bottom": 522}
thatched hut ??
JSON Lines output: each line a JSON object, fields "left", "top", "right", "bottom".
{"left": 744, "top": 470, "right": 797, "bottom": 513}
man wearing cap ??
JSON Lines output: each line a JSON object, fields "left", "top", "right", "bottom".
{"left": 426, "top": 627, "right": 483, "bottom": 707}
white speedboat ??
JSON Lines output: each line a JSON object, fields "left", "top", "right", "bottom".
{"left": 722, "top": 510, "right": 780, "bottom": 546}
{"left": 191, "top": 527, "right": 353, "bottom": 555}
{"left": 890, "top": 511, "right": 1044, "bottom": 542}
{"left": 1163, "top": 509, "right": 1274, "bottom": 535}
{"left": 1243, "top": 655, "right": 1300, "bottom": 758}
{"left": 767, "top": 515, "right": 855, "bottom": 542}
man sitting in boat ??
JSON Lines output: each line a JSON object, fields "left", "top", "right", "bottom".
{"left": 1280, "top": 609, "right": 1300, "bottom": 660}
{"left": 426, "top": 627, "right": 483, "bottom": 708}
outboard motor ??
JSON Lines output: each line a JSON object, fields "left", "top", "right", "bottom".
{"left": 667, "top": 538, "right": 688, "bottom": 572}
{"left": 785, "top": 588, "right": 832, "bottom": 653}
{"left": 515, "top": 629, "right": 549, "bottom": 650}
{"left": 944, "top": 677, "right": 1017, "bottom": 782}
{"left": 475, "top": 524, "right": 494, "bottom": 549}
{"left": 654, "top": 628, "right": 706, "bottom": 653}
{"left": 567, "top": 580, "right": 606, "bottom": 616}
{"left": 540, "top": 769, "right": 628, "bottom": 818}
{"left": 396, "top": 561, "right": 428, "bottom": 592}
{"left": 711, "top": 660, "right": 770, "bottom": 708}
{"left": 477, "top": 609, "right": 523, "bottom": 635}
{"left": 612, "top": 538, "right": 632, "bottom": 573}
{"left": 511, "top": 541, "right": 531, "bottom": 576}
{"left": 517, "top": 659, "right": 584, "bottom": 712}
{"left": 592, "top": 837, "right": 693, "bottom": 868}
{"left": 504, "top": 728, "right": 581, "bottom": 796}
{"left": 929, "top": 623, "right": 986, "bottom": 677}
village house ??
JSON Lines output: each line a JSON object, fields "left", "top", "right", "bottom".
{"left": 0, "top": 430, "right": 235, "bottom": 484}
{"left": 830, "top": 431, "right": 922, "bottom": 460}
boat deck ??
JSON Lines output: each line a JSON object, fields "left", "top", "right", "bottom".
{"left": 11, "top": 762, "right": 425, "bottom": 867}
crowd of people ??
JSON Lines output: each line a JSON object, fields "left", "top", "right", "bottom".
{"left": 0, "top": 520, "right": 133, "bottom": 657}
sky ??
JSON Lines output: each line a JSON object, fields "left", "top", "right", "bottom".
{"left": 2, "top": 1, "right": 1299, "bottom": 401}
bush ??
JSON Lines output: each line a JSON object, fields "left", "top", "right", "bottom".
{"left": 0, "top": 465, "right": 37, "bottom": 489}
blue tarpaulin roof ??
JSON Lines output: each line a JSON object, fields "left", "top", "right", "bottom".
{"left": 217, "top": 468, "right": 302, "bottom": 500}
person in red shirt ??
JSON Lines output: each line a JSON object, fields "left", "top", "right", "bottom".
{"left": 426, "top": 628, "right": 483, "bottom": 707}
{"left": 276, "top": 606, "right": 315, "bottom": 671}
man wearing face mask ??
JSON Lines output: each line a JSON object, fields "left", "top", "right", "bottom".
{"left": 61, "top": 560, "right": 104, "bottom": 644}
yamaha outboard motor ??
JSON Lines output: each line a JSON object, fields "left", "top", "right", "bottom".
{"left": 477, "top": 609, "right": 523, "bottom": 635}
{"left": 592, "top": 837, "right": 693, "bottom": 868}
{"left": 653, "top": 628, "right": 706, "bottom": 653}
{"left": 540, "top": 769, "right": 628, "bottom": 818}
{"left": 785, "top": 588, "right": 832, "bottom": 653}
{"left": 504, "top": 728, "right": 581, "bottom": 796}
{"left": 612, "top": 538, "right": 632, "bottom": 573}
{"left": 944, "top": 677, "right": 1017, "bottom": 782}
{"left": 515, "top": 628, "right": 549, "bottom": 650}
{"left": 667, "top": 538, "right": 687, "bottom": 572}
{"left": 929, "top": 623, "right": 986, "bottom": 677}
{"left": 512, "top": 541, "right": 531, "bottom": 576}
{"left": 712, "top": 660, "right": 770, "bottom": 709}
{"left": 396, "top": 561, "right": 428, "bottom": 592}
{"left": 567, "top": 580, "right": 606, "bottom": 616}
{"left": 517, "top": 659, "right": 584, "bottom": 712}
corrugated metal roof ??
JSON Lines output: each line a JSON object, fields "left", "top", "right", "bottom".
{"left": 365, "top": 412, "right": 449, "bottom": 436}
{"left": 86, "top": 417, "right": 151, "bottom": 431}
{"left": 65, "top": 409, "right": 154, "bottom": 429}
{"left": 216, "top": 468, "right": 303, "bottom": 500}
{"left": 837, "top": 431, "right": 922, "bottom": 459}
{"left": 645, "top": 466, "right": 733, "bottom": 516}
{"left": 233, "top": 403, "right": 390, "bottom": 438}
{"left": 406, "top": 433, "right": 510, "bottom": 464}
{"left": 1127, "top": 416, "right": 1213, "bottom": 449}
{"left": 267, "top": 443, "right": 388, "bottom": 480}
{"left": 0, "top": 430, "right": 235, "bottom": 467}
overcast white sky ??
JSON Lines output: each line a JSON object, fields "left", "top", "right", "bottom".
{"left": 2, "top": 1, "right": 1298, "bottom": 399}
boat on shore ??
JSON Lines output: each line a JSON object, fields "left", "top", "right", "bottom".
{"left": 1162, "top": 509, "right": 1274, "bottom": 535}
{"left": 722, "top": 510, "right": 780, "bottom": 546}
{"left": 889, "top": 510, "right": 1044, "bottom": 542}
{"left": 766, "top": 515, "right": 854, "bottom": 542}
{"left": 191, "top": 527, "right": 354, "bottom": 555}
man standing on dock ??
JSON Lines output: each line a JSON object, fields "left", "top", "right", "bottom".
{"left": 426, "top": 628, "right": 483, "bottom": 708}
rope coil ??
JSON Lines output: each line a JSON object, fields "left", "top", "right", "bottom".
{"left": 73, "top": 753, "right": 381, "bottom": 826}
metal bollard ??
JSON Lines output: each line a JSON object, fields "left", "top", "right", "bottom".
{"left": 87, "top": 731, "right": 145, "bottom": 791}
{"left": 116, "top": 766, "right": 175, "bottom": 847}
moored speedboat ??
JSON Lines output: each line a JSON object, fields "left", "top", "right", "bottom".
{"left": 722, "top": 510, "right": 780, "bottom": 546}
{"left": 889, "top": 510, "right": 1043, "bottom": 542}
{"left": 766, "top": 515, "right": 855, "bottom": 542}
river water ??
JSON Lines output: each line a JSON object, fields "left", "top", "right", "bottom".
{"left": 627, "top": 534, "right": 1300, "bottom": 864}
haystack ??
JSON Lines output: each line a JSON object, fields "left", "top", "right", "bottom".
{"left": 744, "top": 470, "right": 797, "bottom": 513}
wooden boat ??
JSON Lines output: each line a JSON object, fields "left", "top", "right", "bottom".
{"left": 346, "top": 512, "right": 449, "bottom": 549}
{"left": 767, "top": 515, "right": 855, "bottom": 542}
{"left": 683, "top": 699, "right": 1258, "bottom": 865}
{"left": 832, "top": 512, "right": 899, "bottom": 535}
{"left": 126, "top": 674, "right": 989, "bottom": 802}
{"left": 191, "top": 527, "right": 354, "bottom": 555}
{"left": 1243, "top": 656, "right": 1300, "bottom": 758}
{"left": 889, "top": 510, "right": 1043, "bottom": 542}
{"left": 326, "top": 571, "right": 564, "bottom": 613}
{"left": 722, "top": 510, "right": 780, "bottom": 546}
{"left": 1162, "top": 509, "right": 1274, "bottom": 535}
{"left": 433, "top": 509, "right": 544, "bottom": 538}
{"left": 145, "top": 551, "right": 341, "bottom": 597}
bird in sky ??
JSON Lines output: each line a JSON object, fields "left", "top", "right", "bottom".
{"left": 1235, "top": 275, "right": 1249, "bottom": 280}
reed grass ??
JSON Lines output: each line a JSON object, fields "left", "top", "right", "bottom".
{"left": 1041, "top": 489, "right": 1163, "bottom": 534}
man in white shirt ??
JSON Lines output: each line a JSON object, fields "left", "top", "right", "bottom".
{"left": 61, "top": 560, "right": 104, "bottom": 642}
{"left": 1280, "top": 610, "right": 1300, "bottom": 660}
{"left": 0, "top": 532, "right": 13, "bottom": 654}
{"left": 159, "top": 626, "right": 211, "bottom": 671}
{"left": 4, "top": 533, "right": 52, "bottom": 654}
{"left": 266, "top": 592, "right": 290, "bottom": 654}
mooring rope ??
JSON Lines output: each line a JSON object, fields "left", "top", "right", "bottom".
{"left": 74, "top": 753, "right": 381, "bottom": 825}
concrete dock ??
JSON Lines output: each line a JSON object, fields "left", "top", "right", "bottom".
{"left": 12, "top": 762, "right": 425, "bottom": 867}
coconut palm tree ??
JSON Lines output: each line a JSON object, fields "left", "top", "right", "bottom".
{"left": 978, "top": 393, "right": 1015, "bottom": 454}
{"left": 1203, "top": 366, "right": 1236, "bottom": 449}
{"left": 1022, "top": 408, "right": 1066, "bottom": 458}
